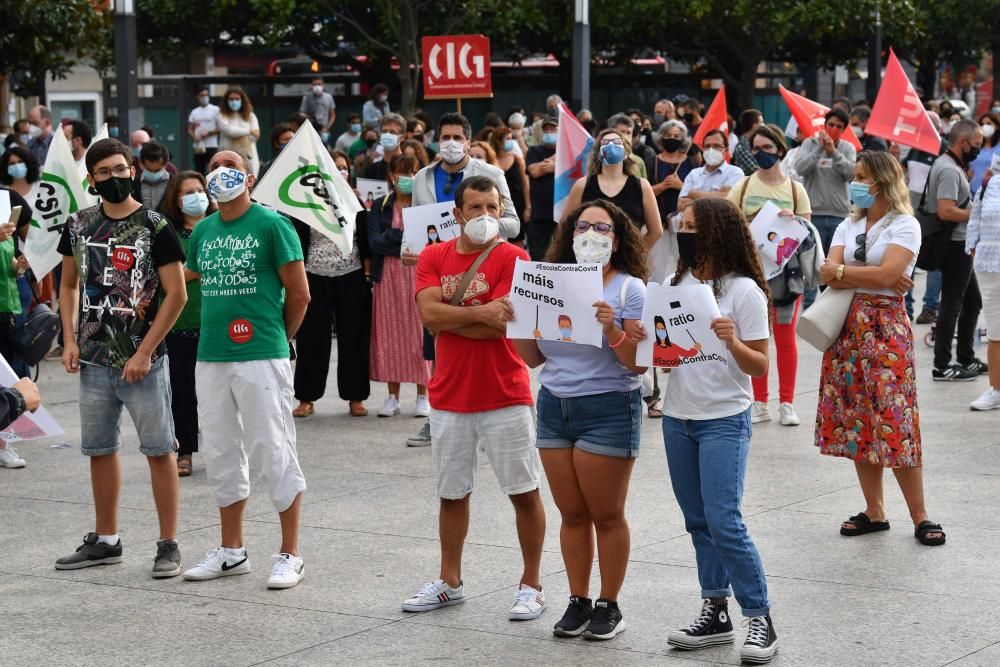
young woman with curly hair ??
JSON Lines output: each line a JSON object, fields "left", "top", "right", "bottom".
{"left": 513, "top": 200, "right": 648, "bottom": 641}
{"left": 636, "top": 198, "right": 779, "bottom": 663}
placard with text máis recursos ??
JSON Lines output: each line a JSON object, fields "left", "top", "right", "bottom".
{"left": 506, "top": 259, "right": 604, "bottom": 348}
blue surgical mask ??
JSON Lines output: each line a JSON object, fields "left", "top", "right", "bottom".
{"left": 133, "top": 147, "right": 142, "bottom": 158}
{"left": 754, "top": 151, "right": 780, "bottom": 170}
{"left": 396, "top": 175, "right": 414, "bottom": 195}
{"left": 542, "top": 132, "right": 558, "bottom": 146}
{"left": 656, "top": 329, "right": 667, "bottom": 341}
{"left": 108, "top": 127, "right": 119, "bottom": 138}
{"left": 180, "top": 192, "right": 209, "bottom": 217}
{"left": 142, "top": 168, "right": 167, "bottom": 183}
{"left": 600, "top": 143, "right": 626, "bottom": 165}
{"left": 228, "top": 99, "right": 242, "bottom": 112}
{"left": 380, "top": 133, "right": 399, "bottom": 150}
{"left": 350, "top": 123, "right": 362, "bottom": 133}
{"left": 849, "top": 181, "right": 878, "bottom": 208}
{"left": 559, "top": 327, "right": 573, "bottom": 338}
{"left": 504, "top": 139, "right": 516, "bottom": 152}
{"left": 7, "top": 163, "right": 27, "bottom": 180}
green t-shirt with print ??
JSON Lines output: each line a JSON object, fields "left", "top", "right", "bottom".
{"left": 0, "top": 240, "right": 21, "bottom": 315}
{"left": 186, "top": 203, "right": 303, "bottom": 362}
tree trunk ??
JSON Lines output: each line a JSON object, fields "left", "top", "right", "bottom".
{"left": 739, "top": 63, "right": 757, "bottom": 112}
{"left": 397, "top": 0, "right": 418, "bottom": 115}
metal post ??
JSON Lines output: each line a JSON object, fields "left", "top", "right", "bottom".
{"left": 867, "top": 0, "right": 883, "bottom": 102}
{"left": 113, "top": 0, "right": 140, "bottom": 139}
{"left": 571, "top": 0, "right": 590, "bottom": 111}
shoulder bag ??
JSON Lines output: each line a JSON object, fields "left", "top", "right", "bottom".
{"left": 914, "top": 162, "right": 955, "bottom": 271}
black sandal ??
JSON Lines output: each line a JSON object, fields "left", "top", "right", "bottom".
{"left": 914, "top": 520, "right": 946, "bottom": 546}
{"left": 840, "top": 512, "right": 890, "bottom": 536}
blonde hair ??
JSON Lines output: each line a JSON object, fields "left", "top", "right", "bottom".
{"left": 851, "top": 150, "right": 913, "bottom": 221}
{"left": 586, "top": 128, "right": 641, "bottom": 177}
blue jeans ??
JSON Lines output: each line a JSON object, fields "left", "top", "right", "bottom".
{"left": 662, "top": 407, "right": 769, "bottom": 616}
{"left": 536, "top": 387, "right": 642, "bottom": 458}
{"left": 923, "top": 270, "right": 942, "bottom": 311}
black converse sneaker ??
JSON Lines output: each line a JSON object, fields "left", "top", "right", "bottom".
{"left": 740, "top": 613, "right": 779, "bottom": 664}
{"left": 553, "top": 596, "right": 593, "bottom": 637}
{"left": 667, "top": 599, "right": 735, "bottom": 649}
{"left": 582, "top": 598, "right": 625, "bottom": 640}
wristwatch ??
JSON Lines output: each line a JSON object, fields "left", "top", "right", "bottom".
{"left": 8, "top": 388, "right": 25, "bottom": 418}
{"left": 835, "top": 264, "right": 845, "bottom": 281}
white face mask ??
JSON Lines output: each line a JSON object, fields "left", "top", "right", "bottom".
{"left": 982, "top": 124, "right": 996, "bottom": 139}
{"left": 312, "top": 85, "right": 323, "bottom": 95}
{"left": 572, "top": 229, "right": 613, "bottom": 266}
{"left": 206, "top": 166, "right": 247, "bottom": 203}
{"left": 439, "top": 139, "right": 467, "bottom": 164}
{"left": 703, "top": 148, "right": 725, "bottom": 167}
{"left": 28, "top": 124, "right": 42, "bottom": 139}
{"left": 461, "top": 212, "right": 500, "bottom": 245}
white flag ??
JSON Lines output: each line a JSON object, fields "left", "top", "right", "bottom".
{"left": 23, "top": 130, "right": 90, "bottom": 280}
{"left": 251, "top": 122, "right": 361, "bottom": 253}
{"left": 77, "top": 123, "right": 109, "bottom": 209}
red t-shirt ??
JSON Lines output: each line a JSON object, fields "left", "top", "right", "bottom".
{"left": 415, "top": 239, "right": 533, "bottom": 413}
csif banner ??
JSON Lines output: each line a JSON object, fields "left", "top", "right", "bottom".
{"left": 251, "top": 121, "right": 362, "bottom": 254}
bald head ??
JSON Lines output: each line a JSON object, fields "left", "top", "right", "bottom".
{"left": 28, "top": 105, "right": 52, "bottom": 137}
{"left": 208, "top": 149, "right": 247, "bottom": 173}
{"left": 130, "top": 129, "right": 150, "bottom": 149}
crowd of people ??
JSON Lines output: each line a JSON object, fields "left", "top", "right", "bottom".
{"left": 3, "top": 82, "right": 1000, "bottom": 664}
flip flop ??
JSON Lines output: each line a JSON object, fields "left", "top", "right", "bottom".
{"left": 349, "top": 401, "right": 368, "bottom": 417}
{"left": 292, "top": 402, "right": 315, "bottom": 418}
{"left": 915, "top": 520, "right": 946, "bottom": 546}
{"left": 177, "top": 456, "right": 192, "bottom": 477}
{"left": 840, "top": 512, "right": 890, "bottom": 536}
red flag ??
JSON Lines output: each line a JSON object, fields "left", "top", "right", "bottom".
{"left": 779, "top": 85, "right": 862, "bottom": 151}
{"left": 866, "top": 49, "right": 941, "bottom": 154}
{"left": 693, "top": 85, "right": 728, "bottom": 148}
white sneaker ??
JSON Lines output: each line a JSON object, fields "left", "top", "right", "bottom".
{"left": 779, "top": 403, "right": 800, "bottom": 426}
{"left": 378, "top": 395, "right": 401, "bottom": 417}
{"left": 414, "top": 395, "right": 430, "bottom": 418}
{"left": 509, "top": 584, "right": 546, "bottom": 620}
{"left": 402, "top": 578, "right": 465, "bottom": 612}
{"left": 751, "top": 402, "right": 771, "bottom": 424}
{"left": 182, "top": 547, "right": 251, "bottom": 580}
{"left": 0, "top": 445, "right": 25, "bottom": 468}
{"left": 971, "top": 388, "right": 1000, "bottom": 411}
{"left": 267, "top": 552, "right": 304, "bottom": 589}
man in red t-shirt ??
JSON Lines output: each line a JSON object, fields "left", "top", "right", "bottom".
{"left": 403, "top": 176, "right": 547, "bottom": 622}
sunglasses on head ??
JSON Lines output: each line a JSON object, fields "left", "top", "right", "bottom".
{"left": 443, "top": 171, "right": 461, "bottom": 195}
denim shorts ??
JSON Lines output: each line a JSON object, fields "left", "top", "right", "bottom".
{"left": 79, "top": 356, "right": 176, "bottom": 457}
{"left": 536, "top": 386, "right": 642, "bottom": 458}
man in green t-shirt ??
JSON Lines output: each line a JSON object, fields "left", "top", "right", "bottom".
{"left": 180, "top": 150, "right": 312, "bottom": 590}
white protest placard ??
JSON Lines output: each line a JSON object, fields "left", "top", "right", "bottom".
{"left": 637, "top": 282, "right": 725, "bottom": 368}
{"left": 357, "top": 178, "right": 389, "bottom": 210}
{"left": 749, "top": 201, "right": 809, "bottom": 280}
{"left": 402, "top": 201, "right": 461, "bottom": 252}
{"left": 0, "top": 190, "right": 10, "bottom": 225}
{"left": 991, "top": 153, "right": 1000, "bottom": 175}
{"left": 77, "top": 123, "right": 109, "bottom": 209}
{"left": 0, "top": 354, "right": 63, "bottom": 443}
{"left": 506, "top": 259, "right": 604, "bottom": 348}
{"left": 906, "top": 160, "right": 931, "bottom": 194}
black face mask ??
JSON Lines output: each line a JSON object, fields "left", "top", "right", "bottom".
{"left": 92, "top": 176, "right": 133, "bottom": 204}
{"left": 964, "top": 144, "right": 982, "bottom": 164}
{"left": 662, "top": 138, "right": 683, "bottom": 153}
{"left": 365, "top": 137, "right": 377, "bottom": 148}
{"left": 677, "top": 231, "right": 699, "bottom": 268}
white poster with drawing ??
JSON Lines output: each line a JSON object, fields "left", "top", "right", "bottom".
{"left": 402, "top": 201, "right": 461, "bottom": 252}
{"left": 357, "top": 178, "right": 390, "bottom": 210}
{"left": 749, "top": 201, "right": 810, "bottom": 280}
{"left": 637, "top": 283, "right": 725, "bottom": 368}
{"left": 506, "top": 259, "right": 604, "bottom": 348}
{"left": 0, "top": 354, "right": 63, "bottom": 443}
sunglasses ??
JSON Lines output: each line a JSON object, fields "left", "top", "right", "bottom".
{"left": 600, "top": 138, "right": 624, "bottom": 146}
{"left": 854, "top": 232, "right": 867, "bottom": 262}
{"left": 443, "top": 171, "right": 461, "bottom": 195}
{"left": 575, "top": 220, "right": 614, "bottom": 234}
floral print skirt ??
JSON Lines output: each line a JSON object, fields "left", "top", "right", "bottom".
{"left": 815, "top": 293, "right": 921, "bottom": 468}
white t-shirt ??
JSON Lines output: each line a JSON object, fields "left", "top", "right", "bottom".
{"left": 188, "top": 104, "right": 220, "bottom": 149}
{"left": 662, "top": 272, "right": 770, "bottom": 421}
{"left": 679, "top": 163, "right": 745, "bottom": 198}
{"left": 832, "top": 213, "right": 921, "bottom": 296}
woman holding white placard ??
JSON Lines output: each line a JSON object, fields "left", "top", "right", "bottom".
{"left": 816, "top": 150, "right": 944, "bottom": 547}
{"left": 635, "top": 198, "right": 779, "bottom": 663}
{"left": 513, "top": 200, "right": 647, "bottom": 641}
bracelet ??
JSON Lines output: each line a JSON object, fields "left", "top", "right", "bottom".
{"left": 608, "top": 329, "right": 628, "bottom": 349}
{"left": 835, "top": 264, "right": 845, "bottom": 281}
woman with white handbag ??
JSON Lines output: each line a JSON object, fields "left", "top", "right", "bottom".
{"left": 813, "top": 150, "right": 945, "bottom": 547}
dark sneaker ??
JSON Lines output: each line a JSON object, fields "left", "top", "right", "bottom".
{"left": 55, "top": 533, "right": 123, "bottom": 570}
{"left": 152, "top": 539, "right": 181, "bottom": 578}
{"left": 740, "top": 613, "right": 779, "bottom": 664}
{"left": 932, "top": 364, "right": 978, "bottom": 381}
{"left": 405, "top": 421, "right": 431, "bottom": 447}
{"left": 553, "top": 596, "right": 593, "bottom": 637}
{"left": 915, "top": 308, "right": 936, "bottom": 324}
{"left": 961, "top": 358, "right": 989, "bottom": 375}
{"left": 582, "top": 598, "right": 625, "bottom": 640}
{"left": 668, "top": 599, "right": 735, "bottom": 649}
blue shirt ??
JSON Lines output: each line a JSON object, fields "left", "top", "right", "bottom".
{"left": 538, "top": 272, "right": 646, "bottom": 398}
{"left": 970, "top": 144, "right": 998, "bottom": 194}
{"left": 434, "top": 162, "right": 464, "bottom": 203}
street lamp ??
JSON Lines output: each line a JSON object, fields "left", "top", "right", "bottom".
{"left": 113, "top": 0, "right": 140, "bottom": 138}
{"left": 572, "top": 0, "right": 590, "bottom": 111}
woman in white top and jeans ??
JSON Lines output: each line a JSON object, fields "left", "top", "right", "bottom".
{"left": 816, "top": 150, "right": 944, "bottom": 547}
{"left": 217, "top": 87, "right": 261, "bottom": 176}
{"left": 966, "top": 170, "right": 1000, "bottom": 410}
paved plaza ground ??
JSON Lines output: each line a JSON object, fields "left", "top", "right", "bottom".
{"left": 2, "top": 297, "right": 999, "bottom": 666}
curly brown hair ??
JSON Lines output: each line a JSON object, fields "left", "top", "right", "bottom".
{"left": 672, "top": 198, "right": 772, "bottom": 325}
{"left": 545, "top": 200, "right": 649, "bottom": 281}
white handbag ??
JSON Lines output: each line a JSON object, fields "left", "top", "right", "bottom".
{"left": 796, "top": 285, "right": 856, "bottom": 351}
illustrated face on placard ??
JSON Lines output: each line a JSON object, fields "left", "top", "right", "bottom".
{"left": 654, "top": 315, "right": 670, "bottom": 347}
{"left": 427, "top": 224, "right": 439, "bottom": 244}
{"left": 558, "top": 314, "right": 573, "bottom": 341}
{"left": 767, "top": 231, "right": 777, "bottom": 243}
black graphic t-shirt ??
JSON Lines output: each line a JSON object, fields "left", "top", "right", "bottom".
{"left": 58, "top": 204, "right": 185, "bottom": 368}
